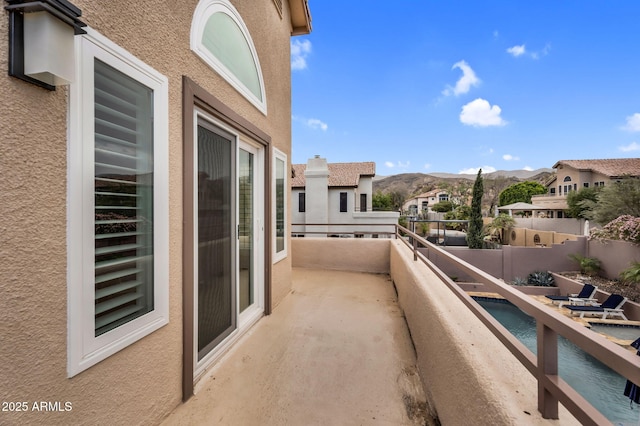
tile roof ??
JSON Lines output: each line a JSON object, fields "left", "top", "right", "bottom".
{"left": 553, "top": 158, "right": 640, "bottom": 178}
{"left": 291, "top": 162, "right": 376, "bottom": 188}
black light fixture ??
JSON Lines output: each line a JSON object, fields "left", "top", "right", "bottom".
{"left": 5, "top": 0, "right": 86, "bottom": 90}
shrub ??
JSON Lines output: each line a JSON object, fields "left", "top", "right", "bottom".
{"left": 620, "top": 261, "right": 640, "bottom": 286}
{"left": 432, "top": 200, "right": 454, "bottom": 212}
{"left": 417, "top": 222, "right": 430, "bottom": 236}
{"left": 398, "top": 216, "right": 408, "bottom": 230}
{"left": 511, "top": 277, "right": 527, "bottom": 286}
{"left": 568, "top": 253, "right": 601, "bottom": 276}
{"left": 589, "top": 215, "right": 640, "bottom": 245}
{"left": 527, "top": 271, "right": 555, "bottom": 286}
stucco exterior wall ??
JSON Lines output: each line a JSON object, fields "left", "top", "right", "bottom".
{"left": 389, "top": 241, "right": 579, "bottom": 425}
{"left": 588, "top": 239, "right": 640, "bottom": 280}
{"left": 356, "top": 176, "right": 372, "bottom": 211}
{"left": 328, "top": 187, "right": 354, "bottom": 218}
{"left": 0, "top": 1, "right": 297, "bottom": 424}
{"left": 291, "top": 238, "right": 390, "bottom": 274}
{"left": 427, "top": 237, "right": 586, "bottom": 282}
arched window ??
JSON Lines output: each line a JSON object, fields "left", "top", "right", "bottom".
{"left": 191, "top": 0, "right": 267, "bottom": 114}
{"left": 563, "top": 176, "right": 572, "bottom": 182}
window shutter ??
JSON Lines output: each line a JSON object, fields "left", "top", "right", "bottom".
{"left": 94, "top": 59, "right": 154, "bottom": 336}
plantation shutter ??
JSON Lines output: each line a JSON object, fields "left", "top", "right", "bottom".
{"left": 93, "top": 59, "right": 154, "bottom": 336}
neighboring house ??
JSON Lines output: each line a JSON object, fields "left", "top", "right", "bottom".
{"left": 0, "top": 1, "right": 310, "bottom": 424}
{"left": 402, "top": 189, "right": 450, "bottom": 216}
{"left": 532, "top": 158, "right": 640, "bottom": 218}
{"left": 291, "top": 156, "right": 399, "bottom": 237}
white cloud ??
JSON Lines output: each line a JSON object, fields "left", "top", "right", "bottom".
{"left": 622, "top": 113, "right": 640, "bottom": 132}
{"left": 423, "top": 163, "right": 432, "bottom": 170}
{"left": 493, "top": 30, "right": 499, "bottom": 39}
{"left": 385, "top": 161, "right": 410, "bottom": 169}
{"left": 293, "top": 115, "right": 328, "bottom": 131}
{"left": 532, "top": 43, "right": 552, "bottom": 60}
{"left": 460, "top": 98, "right": 507, "bottom": 127}
{"left": 291, "top": 39, "right": 312, "bottom": 71}
{"left": 306, "top": 118, "right": 328, "bottom": 131}
{"left": 523, "top": 166, "right": 533, "bottom": 171}
{"left": 458, "top": 166, "right": 497, "bottom": 175}
{"left": 502, "top": 154, "right": 519, "bottom": 161}
{"left": 508, "top": 43, "right": 551, "bottom": 60}
{"left": 619, "top": 142, "right": 640, "bottom": 152}
{"left": 507, "top": 45, "right": 526, "bottom": 57}
{"left": 442, "top": 60, "right": 480, "bottom": 96}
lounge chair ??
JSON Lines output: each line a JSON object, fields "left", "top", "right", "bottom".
{"left": 564, "top": 293, "right": 628, "bottom": 320}
{"left": 545, "top": 284, "right": 598, "bottom": 308}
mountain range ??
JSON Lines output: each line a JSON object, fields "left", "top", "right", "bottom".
{"left": 372, "top": 168, "right": 554, "bottom": 202}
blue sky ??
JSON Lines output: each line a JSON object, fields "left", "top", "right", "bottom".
{"left": 290, "top": 1, "right": 640, "bottom": 175}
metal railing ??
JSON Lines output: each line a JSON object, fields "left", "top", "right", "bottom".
{"left": 291, "top": 223, "right": 397, "bottom": 238}
{"left": 396, "top": 224, "right": 639, "bottom": 425}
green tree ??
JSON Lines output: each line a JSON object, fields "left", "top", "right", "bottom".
{"left": 444, "top": 205, "right": 471, "bottom": 230}
{"left": 498, "top": 181, "right": 547, "bottom": 206}
{"left": 565, "top": 187, "right": 600, "bottom": 218}
{"left": 372, "top": 191, "right": 393, "bottom": 211}
{"left": 431, "top": 200, "right": 454, "bottom": 212}
{"left": 584, "top": 177, "right": 640, "bottom": 225}
{"left": 467, "top": 169, "right": 484, "bottom": 249}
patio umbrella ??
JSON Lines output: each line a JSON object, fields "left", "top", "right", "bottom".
{"left": 624, "top": 337, "right": 640, "bottom": 408}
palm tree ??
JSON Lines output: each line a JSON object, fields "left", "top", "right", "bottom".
{"left": 487, "top": 213, "right": 516, "bottom": 244}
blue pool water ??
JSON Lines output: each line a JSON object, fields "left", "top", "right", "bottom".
{"left": 476, "top": 298, "right": 639, "bottom": 425}
{"left": 590, "top": 323, "right": 640, "bottom": 341}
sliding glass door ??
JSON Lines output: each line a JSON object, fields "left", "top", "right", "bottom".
{"left": 196, "top": 123, "right": 235, "bottom": 360}
{"left": 195, "top": 115, "right": 264, "bottom": 370}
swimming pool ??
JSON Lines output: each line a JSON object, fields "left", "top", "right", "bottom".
{"left": 590, "top": 323, "right": 640, "bottom": 341}
{"left": 475, "top": 297, "right": 639, "bottom": 425}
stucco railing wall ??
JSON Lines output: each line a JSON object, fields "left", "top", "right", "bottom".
{"left": 291, "top": 238, "right": 390, "bottom": 273}
{"left": 588, "top": 239, "right": 640, "bottom": 280}
{"left": 422, "top": 237, "right": 587, "bottom": 282}
{"left": 389, "top": 240, "right": 579, "bottom": 425}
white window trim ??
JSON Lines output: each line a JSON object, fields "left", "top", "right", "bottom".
{"left": 273, "top": 148, "right": 288, "bottom": 263}
{"left": 67, "top": 27, "right": 169, "bottom": 377}
{"left": 190, "top": 0, "right": 267, "bottom": 115}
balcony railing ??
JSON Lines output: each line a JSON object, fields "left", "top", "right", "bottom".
{"left": 291, "top": 222, "right": 397, "bottom": 238}
{"left": 292, "top": 224, "right": 640, "bottom": 425}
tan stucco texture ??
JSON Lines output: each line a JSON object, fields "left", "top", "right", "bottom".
{"left": 0, "top": 1, "right": 295, "bottom": 424}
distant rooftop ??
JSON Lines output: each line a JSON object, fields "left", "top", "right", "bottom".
{"left": 411, "top": 189, "right": 447, "bottom": 199}
{"left": 553, "top": 158, "right": 640, "bottom": 178}
{"left": 292, "top": 161, "right": 376, "bottom": 188}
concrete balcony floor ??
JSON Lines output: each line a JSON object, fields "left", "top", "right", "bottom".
{"left": 162, "top": 268, "right": 432, "bottom": 425}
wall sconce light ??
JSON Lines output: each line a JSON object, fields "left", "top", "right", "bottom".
{"left": 5, "top": 0, "right": 86, "bottom": 90}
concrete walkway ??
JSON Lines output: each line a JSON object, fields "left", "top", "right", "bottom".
{"left": 162, "top": 268, "right": 430, "bottom": 426}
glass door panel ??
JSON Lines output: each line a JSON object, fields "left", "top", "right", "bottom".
{"left": 197, "top": 124, "right": 235, "bottom": 360}
{"left": 238, "top": 148, "right": 254, "bottom": 313}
